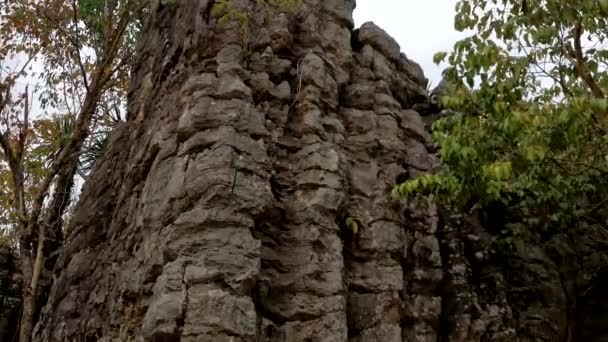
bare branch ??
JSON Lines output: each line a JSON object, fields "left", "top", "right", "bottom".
{"left": 70, "top": 0, "right": 91, "bottom": 94}
{"left": 555, "top": 64, "right": 572, "bottom": 97}
{"left": 106, "top": 0, "right": 117, "bottom": 45}
{"left": 17, "top": 85, "right": 29, "bottom": 165}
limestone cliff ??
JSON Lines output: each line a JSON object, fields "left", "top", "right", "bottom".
{"left": 28, "top": 1, "right": 608, "bottom": 341}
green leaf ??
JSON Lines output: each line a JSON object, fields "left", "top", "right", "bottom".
{"left": 433, "top": 51, "right": 448, "bottom": 65}
{"left": 392, "top": 0, "right": 608, "bottom": 229}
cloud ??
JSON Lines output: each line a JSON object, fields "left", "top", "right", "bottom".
{"left": 353, "top": 0, "right": 468, "bottom": 86}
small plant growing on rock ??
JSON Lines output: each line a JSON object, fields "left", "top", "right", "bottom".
{"left": 212, "top": 0, "right": 303, "bottom": 26}
{"left": 211, "top": 0, "right": 303, "bottom": 56}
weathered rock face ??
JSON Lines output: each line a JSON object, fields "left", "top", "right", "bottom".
{"left": 33, "top": 1, "right": 440, "bottom": 340}
{"left": 0, "top": 247, "right": 21, "bottom": 342}
{"left": 31, "top": 1, "right": 608, "bottom": 341}
{"left": 438, "top": 211, "right": 608, "bottom": 342}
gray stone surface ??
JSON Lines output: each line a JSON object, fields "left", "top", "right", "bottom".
{"left": 0, "top": 247, "right": 20, "bottom": 342}
{"left": 31, "top": 1, "right": 608, "bottom": 342}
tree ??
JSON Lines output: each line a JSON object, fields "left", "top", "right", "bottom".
{"left": 0, "top": 1, "right": 146, "bottom": 341}
{"left": 394, "top": 0, "right": 608, "bottom": 230}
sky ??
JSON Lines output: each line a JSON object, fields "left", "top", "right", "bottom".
{"left": 353, "top": 0, "right": 468, "bottom": 87}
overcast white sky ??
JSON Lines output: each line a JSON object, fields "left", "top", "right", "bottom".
{"left": 353, "top": 0, "right": 468, "bottom": 87}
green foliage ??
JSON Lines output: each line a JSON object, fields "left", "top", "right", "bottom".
{"left": 79, "top": 129, "right": 110, "bottom": 173}
{"left": 337, "top": 205, "right": 365, "bottom": 248}
{"left": 211, "top": 0, "right": 303, "bottom": 27}
{"left": 0, "top": 0, "right": 144, "bottom": 251}
{"left": 79, "top": 0, "right": 107, "bottom": 42}
{"left": 345, "top": 216, "right": 361, "bottom": 236}
{"left": 394, "top": 0, "right": 608, "bottom": 229}
{"left": 0, "top": 113, "right": 75, "bottom": 246}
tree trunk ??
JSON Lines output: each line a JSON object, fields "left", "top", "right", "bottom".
{"left": 19, "top": 292, "right": 35, "bottom": 342}
{"left": 42, "top": 158, "right": 77, "bottom": 267}
{"left": 18, "top": 251, "right": 34, "bottom": 342}
{"left": 17, "top": 159, "right": 76, "bottom": 342}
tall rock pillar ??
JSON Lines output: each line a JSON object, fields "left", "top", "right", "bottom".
{"left": 34, "top": 1, "right": 440, "bottom": 341}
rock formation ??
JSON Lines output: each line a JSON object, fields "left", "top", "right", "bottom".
{"left": 27, "top": 1, "right": 608, "bottom": 341}
{"left": 437, "top": 212, "right": 608, "bottom": 342}
{"left": 0, "top": 246, "right": 21, "bottom": 342}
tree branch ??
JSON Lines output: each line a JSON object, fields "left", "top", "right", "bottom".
{"left": 17, "top": 85, "right": 29, "bottom": 165}
{"left": 70, "top": 0, "right": 91, "bottom": 95}
{"left": 571, "top": 19, "right": 604, "bottom": 99}
{"left": 561, "top": 18, "right": 608, "bottom": 132}
{"left": 0, "top": 82, "right": 30, "bottom": 226}
{"left": 24, "top": 0, "right": 135, "bottom": 239}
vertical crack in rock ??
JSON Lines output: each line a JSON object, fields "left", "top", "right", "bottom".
{"left": 178, "top": 261, "right": 190, "bottom": 336}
